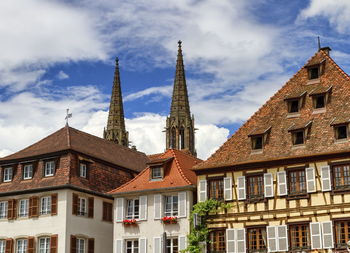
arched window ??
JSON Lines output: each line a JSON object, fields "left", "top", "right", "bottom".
{"left": 171, "top": 127, "right": 176, "bottom": 148}
{"left": 179, "top": 127, "right": 185, "bottom": 149}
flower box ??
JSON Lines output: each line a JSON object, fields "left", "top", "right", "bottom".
{"left": 123, "top": 219, "right": 137, "bottom": 226}
{"left": 162, "top": 216, "right": 177, "bottom": 224}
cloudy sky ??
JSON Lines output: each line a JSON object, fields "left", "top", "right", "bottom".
{"left": 1, "top": 0, "right": 350, "bottom": 159}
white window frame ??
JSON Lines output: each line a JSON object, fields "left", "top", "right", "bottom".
{"left": 164, "top": 195, "right": 178, "bottom": 217}
{"left": 125, "top": 239, "right": 139, "bottom": 253}
{"left": 16, "top": 239, "right": 28, "bottom": 253}
{"left": 0, "top": 201, "right": 8, "bottom": 219}
{"left": 126, "top": 199, "right": 139, "bottom": 219}
{"left": 0, "top": 240, "right": 5, "bottom": 253}
{"left": 80, "top": 163, "right": 87, "bottom": 178}
{"left": 40, "top": 196, "right": 52, "bottom": 215}
{"left": 78, "top": 197, "right": 87, "bottom": 216}
{"left": 166, "top": 237, "right": 178, "bottom": 253}
{"left": 38, "top": 237, "right": 51, "bottom": 253}
{"left": 3, "top": 167, "right": 13, "bottom": 182}
{"left": 77, "top": 238, "right": 86, "bottom": 253}
{"left": 44, "top": 161, "right": 55, "bottom": 177}
{"left": 151, "top": 167, "right": 163, "bottom": 180}
{"left": 23, "top": 164, "right": 33, "bottom": 180}
{"left": 18, "top": 199, "right": 29, "bottom": 217}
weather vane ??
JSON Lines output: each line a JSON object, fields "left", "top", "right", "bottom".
{"left": 65, "top": 109, "right": 72, "bottom": 126}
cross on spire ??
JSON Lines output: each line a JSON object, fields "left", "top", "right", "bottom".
{"left": 65, "top": 109, "right": 72, "bottom": 126}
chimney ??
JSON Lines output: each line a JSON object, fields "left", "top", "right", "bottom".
{"left": 319, "top": 46, "right": 331, "bottom": 56}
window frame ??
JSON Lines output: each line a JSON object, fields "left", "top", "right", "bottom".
{"left": 291, "top": 130, "right": 305, "bottom": 146}
{"left": 246, "top": 174, "right": 264, "bottom": 201}
{"left": 77, "top": 197, "right": 87, "bottom": 216}
{"left": 0, "top": 201, "right": 8, "bottom": 219}
{"left": 287, "top": 168, "right": 307, "bottom": 197}
{"left": 209, "top": 229, "right": 226, "bottom": 253}
{"left": 288, "top": 223, "right": 311, "bottom": 251}
{"left": 308, "top": 66, "right": 320, "bottom": 80}
{"left": 40, "top": 196, "right": 52, "bottom": 215}
{"left": 208, "top": 177, "right": 224, "bottom": 201}
{"left": 3, "top": 167, "right": 13, "bottom": 182}
{"left": 76, "top": 238, "right": 86, "bottom": 253}
{"left": 251, "top": 135, "right": 263, "bottom": 150}
{"left": 23, "top": 164, "right": 33, "bottom": 180}
{"left": 332, "top": 164, "right": 350, "bottom": 191}
{"left": 166, "top": 237, "right": 179, "bottom": 253}
{"left": 313, "top": 94, "right": 326, "bottom": 109}
{"left": 125, "top": 199, "right": 140, "bottom": 219}
{"left": 125, "top": 239, "right": 139, "bottom": 253}
{"left": 287, "top": 99, "right": 300, "bottom": 114}
{"left": 150, "top": 166, "right": 163, "bottom": 180}
{"left": 18, "top": 199, "right": 29, "bottom": 218}
{"left": 334, "top": 124, "right": 348, "bottom": 141}
{"left": 44, "top": 160, "right": 55, "bottom": 177}
{"left": 334, "top": 219, "right": 350, "bottom": 249}
{"left": 164, "top": 195, "right": 178, "bottom": 217}
{"left": 79, "top": 162, "right": 88, "bottom": 178}
{"left": 246, "top": 226, "right": 267, "bottom": 253}
{"left": 38, "top": 237, "right": 51, "bottom": 253}
{"left": 16, "top": 239, "right": 28, "bottom": 253}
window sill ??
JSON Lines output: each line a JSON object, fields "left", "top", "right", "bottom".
{"left": 334, "top": 139, "right": 349, "bottom": 144}
{"left": 307, "top": 78, "right": 320, "bottom": 85}
{"left": 287, "top": 113, "right": 300, "bottom": 118}
{"left": 286, "top": 193, "right": 309, "bottom": 200}
{"left": 246, "top": 197, "right": 266, "bottom": 204}
{"left": 331, "top": 187, "right": 350, "bottom": 195}
{"left": 312, "top": 108, "right": 326, "bottom": 114}
{"left": 291, "top": 144, "right": 306, "bottom": 149}
{"left": 250, "top": 149, "right": 263, "bottom": 155}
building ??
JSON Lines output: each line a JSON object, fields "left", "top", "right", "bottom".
{"left": 193, "top": 47, "right": 350, "bottom": 253}
{"left": 0, "top": 126, "right": 149, "bottom": 253}
{"left": 109, "top": 149, "right": 201, "bottom": 253}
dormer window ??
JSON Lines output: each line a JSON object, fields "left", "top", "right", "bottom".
{"left": 292, "top": 130, "right": 304, "bottom": 145}
{"left": 288, "top": 121, "right": 312, "bottom": 146}
{"left": 252, "top": 136, "right": 263, "bottom": 150}
{"left": 79, "top": 162, "right": 87, "bottom": 178}
{"left": 310, "top": 86, "right": 332, "bottom": 111}
{"left": 285, "top": 91, "right": 306, "bottom": 115}
{"left": 3, "top": 167, "right": 13, "bottom": 182}
{"left": 288, "top": 99, "right": 300, "bottom": 113}
{"left": 309, "top": 66, "right": 319, "bottom": 80}
{"left": 314, "top": 95, "right": 325, "bottom": 109}
{"left": 335, "top": 125, "right": 348, "bottom": 140}
{"left": 23, "top": 164, "right": 33, "bottom": 180}
{"left": 44, "top": 161, "right": 55, "bottom": 177}
{"left": 151, "top": 166, "right": 163, "bottom": 180}
{"left": 248, "top": 126, "right": 271, "bottom": 151}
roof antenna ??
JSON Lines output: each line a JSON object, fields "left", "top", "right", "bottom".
{"left": 317, "top": 36, "right": 321, "bottom": 51}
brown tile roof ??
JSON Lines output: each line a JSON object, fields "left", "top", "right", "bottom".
{"left": 109, "top": 149, "right": 202, "bottom": 194}
{"left": 0, "top": 126, "right": 149, "bottom": 172}
{"left": 194, "top": 50, "right": 350, "bottom": 170}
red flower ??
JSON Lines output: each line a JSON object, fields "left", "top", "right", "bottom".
{"left": 123, "top": 219, "right": 137, "bottom": 225}
{"left": 162, "top": 216, "right": 177, "bottom": 224}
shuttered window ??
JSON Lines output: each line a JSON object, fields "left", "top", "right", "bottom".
{"left": 39, "top": 237, "right": 50, "bottom": 253}
{"left": 126, "top": 240, "right": 139, "bottom": 253}
{"left": 166, "top": 238, "right": 178, "bottom": 253}
{"left": 76, "top": 238, "right": 86, "bottom": 253}
{"left": 0, "top": 201, "right": 8, "bottom": 219}
{"left": 277, "top": 171, "right": 287, "bottom": 196}
{"left": 5, "top": 239, "right": 13, "bottom": 253}
{"left": 16, "top": 239, "right": 28, "bottom": 253}
{"left": 267, "top": 225, "right": 288, "bottom": 252}
{"left": 247, "top": 175, "right": 264, "bottom": 200}
{"left": 199, "top": 180, "right": 207, "bottom": 202}
{"left": 18, "top": 199, "right": 29, "bottom": 217}
{"left": 321, "top": 166, "right": 331, "bottom": 191}
{"left": 288, "top": 169, "right": 306, "bottom": 195}
{"left": 334, "top": 220, "right": 350, "bottom": 249}
{"left": 264, "top": 173, "right": 274, "bottom": 198}
{"left": 102, "top": 202, "right": 113, "bottom": 222}
{"left": 322, "top": 221, "right": 334, "bottom": 249}
{"left": 51, "top": 194, "right": 58, "bottom": 215}
{"left": 237, "top": 176, "right": 246, "bottom": 200}
{"left": 247, "top": 227, "right": 267, "bottom": 252}
{"left": 50, "top": 235, "right": 58, "bottom": 253}
{"left": 209, "top": 230, "right": 225, "bottom": 253}
{"left": 208, "top": 179, "right": 224, "bottom": 201}
{"left": 126, "top": 199, "right": 140, "bottom": 219}
{"left": 289, "top": 224, "right": 310, "bottom": 251}
{"left": 29, "top": 196, "right": 39, "bottom": 217}
{"left": 310, "top": 223, "right": 322, "bottom": 249}
{"left": 306, "top": 167, "right": 316, "bottom": 193}
{"left": 40, "top": 196, "right": 51, "bottom": 215}
{"left": 333, "top": 164, "right": 350, "bottom": 190}
{"left": 164, "top": 195, "right": 178, "bottom": 217}
{"left": 223, "top": 177, "right": 233, "bottom": 201}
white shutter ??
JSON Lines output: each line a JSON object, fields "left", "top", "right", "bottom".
{"left": 236, "top": 228, "right": 246, "bottom": 253}
{"left": 199, "top": 242, "right": 207, "bottom": 253}
{"left": 116, "top": 239, "right": 123, "bottom": 253}
{"left": 154, "top": 195, "right": 162, "bottom": 219}
{"left": 277, "top": 171, "right": 287, "bottom": 196}
{"left": 139, "top": 238, "right": 147, "bottom": 253}
{"left": 264, "top": 173, "right": 274, "bottom": 198}
{"left": 224, "top": 177, "right": 233, "bottom": 201}
{"left": 179, "top": 236, "right": 186, "bottom": 251}
{"left": 139, "top": 196, "right": 148, "bottom": 220}
{"left": 116, "top": 198, "right": 124, "bottom": 222}
{"left": 226, "top": 229, "right": 235, "bottom": 253}
{"left": 199, "top": 180, "right": 207, "bottom": 202}
{"left": 237, "top": 176, "right": 246, "bottom": 200}
{"left": 306, "top": 167, "right": 316, "bottom": 193}
{"left": 178, "top": 192, "right": 187, "bottom": 218}
{"left": 267, "top": 226, "right": 277, "bottom": 252}
{"left": 310, "top": 222, "right": 322, "bottom": 249}
{"left": 277, "top": 225, "right": 288, "bottom": 252}
{"left": 322, "top": 221, "right": 334, "bottom": 249}
{"left": 153, "top": 237, "right": 161, "bottom": 253}
{"left": 321, "top": 166, "right": 332, "bottom": 192}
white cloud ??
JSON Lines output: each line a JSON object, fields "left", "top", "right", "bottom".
{"left": 124, "top": 85, "right": 172, "bottom": 102}
{"left": 56, "top": 71, "right": 69, "bottom": 80}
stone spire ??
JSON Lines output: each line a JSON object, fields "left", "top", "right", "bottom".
{"left": 166, "top": 41, "right": 196, "bottom": 156}
{"left": 103, "top": 57, "right": 129, "bottom": 147}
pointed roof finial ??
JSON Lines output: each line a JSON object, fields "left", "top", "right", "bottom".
{"left": 115, "top": 57, "right": 119, "bottom": 64}
{"left": 317, "top": 36, "right": 321, "bottom": 51}
{"left": 178, "top": 40, "right": 182, "bottom": 47}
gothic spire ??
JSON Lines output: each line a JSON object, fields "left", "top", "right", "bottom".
{"left": 103, "top": 57, "right": 129, "bottom": 147}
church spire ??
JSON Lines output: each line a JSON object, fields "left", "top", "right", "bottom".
{"left": 103, "top": 57, "right": 129, "bottom": 147}
{"left": 166, "top": 41, "right": 196, "bottom": 156}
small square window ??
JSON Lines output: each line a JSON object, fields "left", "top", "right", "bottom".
{"left": 309, "top": 67, "right": 319, "bottom": 80}
{"left": 314, "top": 95, "right": 325, "bottom": 109}
{"left": 79, "top": 163, "right": 87, "bottom": 178}
{"left": 251, "top": 136, "right": 263, "bottom": 150}
{"left": 23, "top": 164, "right": 33, "bottom": 180}
{"left": 292, "top": 131, "right": 304, "bottom": 145}
{"left": 151, "top": 167, "right": 163, "bottom": 180}
{"left": 288, "top": 99, "right": 299, "bottom": 113}
{"left": 335, "top": 125, "right": 348, "bottom": 140}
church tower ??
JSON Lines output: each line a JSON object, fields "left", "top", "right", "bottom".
{"left": 166, "top": 41, "right": 196, "bottom": 156}
{"left": 103, "top": 57, "right": 129, "bottom": 147}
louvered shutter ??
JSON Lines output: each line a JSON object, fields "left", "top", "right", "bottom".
{"left": 27, "top": 237, "right": 35, "bottom": 253}
{"left": 116, "top": 198, "right": 124, "bottom": 222}
{"left": 5, "top": 238, "right": 13, "bottom": 253}
{"left": 267, "top": 226, "right": 277, "bottom": 252}
{"left": 154, "top": 195, "right": 162, "bottom": 220}
{"left": 7, "top": 200, "right": 14, "bottom": 220}
{"left": 50, "top": 235, "right": 58, "bottom": 253}
{"left": 264, "top": 173, "right": 274, "bottom": 198}
{"left": 226, "top": 229, "right": 235, "bottom": 253}
{"left": 153, "top": 237, "right": 161, "bottom": 253}
{"left": 72, "top": 193, "right": 78, "bottom": 215}
{"left": 277, "top": 171, "right": 287, "bottom": 196}
{"left": 224, "top": 177, "right": 233, "bottom": 201}
{"left": 70, "top": 236, "right": 77, "bottom": 253}
{"left": 30, "top": 196, "right": 39, "bottom": 217}
{"left": 116, "top": 239, "right": 123, "bottom": 253}
{"left": 236, "top": 228, "right": 246, "bottom": 253}
{"left": 321, "top": 166, "right": 332, "bottom": 191}
{"left": 237, "top": 176, "right": 246, "bottom": 200}
{"left": 139, "top": 196, "right": 148, "bottom": 220}
{"left": 310, "top": 222, "right": 322, "bottom": 249}
{"left": 199, "top": 180, "right": 207, "bottom": 202}
{"left": 179, "top": 236, "right": 186, "bottom": 251}
{"left": 29, "top": 197, "right": 33, "bottom": 217}
{"left": 277, "top": 225, "right": 288, "bottom": 252}
{"left": 306, "top": 167, "right": 316, "bottom": 193}
{"left": 88, "top": 238, "right": 95, "bottom": 253}
{"left": 178, "top": 192, "right": 187, "bottom": 218}
{"left": 88, "top": 197, "right": 94, "bottom": 218}
{"left": 139, "top": 238, "right": 147, "bottom": 253}
{"left": 322, "top": 221, "right": 334, "bottom": 249}
{"left": 51, "top": 194, "right": 58, "bottom": 215}
{"left": 102, "top": 202, "right": 107, "bottom": 221}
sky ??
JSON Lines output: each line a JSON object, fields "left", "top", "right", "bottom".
{"left": 1, "top": 0, "right": 350, "bottom": 160}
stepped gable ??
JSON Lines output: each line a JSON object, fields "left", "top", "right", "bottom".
{"left": 1, "top": 126, "right": 149, "bottom": 172}
{"left": 109, "top": 149, "right": 201, "bottom": 194}
{"left": 194, "top": 49, "right": 350, "bottom": 171}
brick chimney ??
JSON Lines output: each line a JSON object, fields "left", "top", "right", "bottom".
{"left": 319, "top": 46, "right": 331, "bottom": 56}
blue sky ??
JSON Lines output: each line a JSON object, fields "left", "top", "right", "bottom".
{"left": 1, "top": 0, "right": 350, "bottom": 159}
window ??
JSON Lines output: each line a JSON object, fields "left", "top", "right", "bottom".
{"left": 39, "top": 237, "right": 50, "bottom": 253}
{"left": 166, "top": 238, "right": 178, "bottom": 253}
{"left": 16, "top": 239, "right": 28, "bottom": 253}
{"left": 126, "top": 240, "right": 139, "bottom": 253}
{"left": 335, "top": 125, "right": 348, "bottom": 140}
{"left": 288, "top": 99, "right": 299, "bottom": 113}
{"left": 18, "top": 199, "right": 29, "bottom": 217}
{"left": 313, "top": 95, "right": 325, "bottom": 109}
{"left": 0, "top": 201, "right": 8, "bottom": 219}
{"left": 288, "top": 169, "right": 306, "bottom": 195}
{"left": 41, "top": 196, "right": 52, "bottom": 215}
{"left": 289, "top": 224, "right": 310, "bottom": 250}
{"left": 23, "top": 164, "right": 33, "bottom": 180}
{"left": 151, "top": 167, "right": 163, "bottom": 180}
{"left": 44, "top": 161, "right": 55, "bottom": 177}
{"left": 3, "top": 167, "right": 13, "bottom": 182}
{"left": 79, "top": 163, "right": 87, "bottom": 178}
{"left": 208, "top": 179, "right": 224, "bottom": 201}
{"left": 309, "top": 67, "right": 319, "bottom": 80}
{"left": 247, "top": 175, "right": 264, "bottom": 200}
{"left": 209, "top": 230, "right": 225, "bottom": 253}
{"left": 126, "top": 199, "right": 139, "bottom": 219}
{"left": 164, "top": 195, "right": 178, "bottom": 216}
{"left": 78, "top": 197, "right": 87, "bottom": 216}
{"left": 292, "top": 130, "right": 304, "bottom": 145}
{"left": 77, "top": 238, "right": 86, "bottom": 253}
{"left": 0, "top": 240, "right": 5, "bottom": 253}
{"left": 251, "top": 136, "right": 263, "bottom": 150}
{"left": 333, "top": 164, "right": 350, "bottom": 190}
{"left": 247, "top": 227, "right": 267, "bottom": 253}
{"left": 335, "top": 220, "right": 350, "bottom": 249}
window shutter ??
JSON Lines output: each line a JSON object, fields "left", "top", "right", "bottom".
{"left": 88, "top": 238, "right": 95, "bottom": 253}
{"left": 179, "top": 236, "right": 186, "bottom": 251}
{"left": 199, "top": 180, "right": 207, "bottom": 202}
{"left": 178, "top": 192, "right": 187, "bottom": 218}
{"left": 102, "top": 202, "right": 107, "bottom": 221}
{"left": 5, "top": 238, "right": 13, "bottom": 253}
{"left": 27, "top": 237, "right": 35, "bottom": 253}
{"left": 264, "top": 173, "right": 274, "bottom": 198}
{"left": 31, "top": 196, "right": 39, "bottom": 217}
{"left": 224, "top": 177, "right": 233, "bottom": 201}
{"left": 51, "top": 194, "right": 58, "bottom": 215}
{"left": 306, "top": 167, "right": 316, "bottom": 193}
{"left": 116, "top": 198, "right": 125, "bottom": 222}
{"left": 88, "top": 197, "right": 94, "bottom": 218}
{"left": 72, "top": 193, "right": 78, "bottom": 215}
{"left": 139, "top": 238, "right": 147, "bottom": 253}
{"left": 116, "top": 239, "right": 123, "bottom": 253}
{"left": 139, "top": 195, "right": 148, "bottom": 220}
{"left": 322, "top": 221, "right": 334, "bottom": 249}
{"left": 277, "top": 171, "right": 287, "bottom": 196}
{"left": 236, "top": 228, "right": 246, "bottom": 253}
{"left": 70, "top": 235, "right": 77, "bottom": 253}
{"left": 154, "top": 195, "right": 162, "bottom": 220}
{"left": 226, "top": 229, "right": 235, "bottom": 253}
{"left": 153, "top": 237, "right": 161, "bottom": 253}
{"left": 237, "top": 176, "right": 246, "bottom": 200}
{"left": 108, "top": 203, "right": 113, "bottom": 221}
{"left": 199, "top": 242, "right": 207, "bottom": 253}
{"left": 50, "top": 234, "right": 58, "bottom": 253}
{"left": 7, "top": 200, "right": 14, "bottom": 220}
{"left": 29, "top": 197, "right": 33, "bottom": 217}
{"left": 277, "top": 225, "right": 288, "bottom": 252}
{"left": 321, "top": 166, "right": 332, "bottom": 191}
{"left": 267, "top": 226, "right": 277, "bottom": 252}
{"left": 12, "top": 199, "right": 17, "bottom": 219}
{"left": 310, "top": 222, "right": 322, "bottom": 249}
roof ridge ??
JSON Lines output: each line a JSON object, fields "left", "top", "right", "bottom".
{"left": 170, "top": 149, "right": 192, "bottom": 185}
